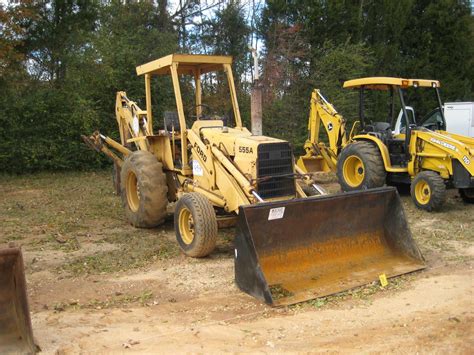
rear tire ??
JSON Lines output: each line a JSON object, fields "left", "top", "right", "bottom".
{"left": 174, "top": 193, "right": 218, "bottom": 258}
{"left": 337, "top": 141, "right": 386, "bottom": 191}
{"left": 410, "top": 171, "right": 446, "bottom": 211}
{"left": 120, "top": 151, "right": 168, "bottom": 227}
{"left": 459, "top": 188, "right": 474, "bottom": 203}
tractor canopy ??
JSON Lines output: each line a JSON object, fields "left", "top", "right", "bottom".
{"left": 343, "top": 77, "right": 441, "bottom": 90}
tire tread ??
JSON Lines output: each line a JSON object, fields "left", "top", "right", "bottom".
{"left": 175, "top": 193, "right": 217, "bottom": 257}
{"left": 337, "top": 141, "right": 386, "bottom": 191}
{"left": 410, "top": 171, "right": 446, "bottom": 211}
{"left": 120, "top": 151, "right": 168, "bottom": 227}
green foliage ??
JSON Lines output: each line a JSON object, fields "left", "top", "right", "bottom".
{"left": 0, "top": 0, "right": 472, "bottom": 172}
{"left": 309, "top": 41, "right": 375, "bottom": 126}
{"left": 259, "top": 0, "right": 473, "bottom": 152}
{"left": 400, "top": 0, "right": 473, "bottom": 113}
{"left": 0, "top": 1, "right": 176, "bottom": 173}
{"left": 200, "top": 1, "right": 251, "bottom": 79}
{"left": 261, "top": 42, "right": 374, "bottom": 152}
{"left": 0, "top": 83, "right": 104, "bottom": 172}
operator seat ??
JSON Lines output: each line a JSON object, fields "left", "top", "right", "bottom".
{"left": 164, "top": 111, "right": 180, "bottom": 133}
{"left": 364, "top": 121, "right": 393, "bottom": 144}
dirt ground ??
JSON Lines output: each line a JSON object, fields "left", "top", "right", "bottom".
{"left": 1, "top": 171, "right": 473, "bottom": 354}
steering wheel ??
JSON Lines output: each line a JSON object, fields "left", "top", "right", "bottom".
{"left": 187, "top": 104, "right": 213, "bottom": 120}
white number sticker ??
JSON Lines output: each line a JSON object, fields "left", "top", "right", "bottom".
{"left": 192, "top": 160, "right": 203, "bottom": 176}
{"left": 268, "top": 207, "right": 285, "bottom": 220}
{"left": 132, "top": 115, "right": 140, "bottom": 135}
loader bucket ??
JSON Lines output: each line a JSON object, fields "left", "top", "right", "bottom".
{"left": 235, "top": 187, "right": 425, "bottom": 306}
{"left": 0, "top": 247, "right": 36, "bottom": 354}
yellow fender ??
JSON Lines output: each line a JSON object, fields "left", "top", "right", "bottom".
{"left": 351, "top": 134, "right": 407, "bottom": 173}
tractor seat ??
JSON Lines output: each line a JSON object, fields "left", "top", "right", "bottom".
{"left": 164, "top": 111, "right": 180, "bottom": 133}
{"left": 364, "top": 122, "right": 393, "bottom": 144}
{"left": 373, "top": 122, "right": 391, "bottom": 132}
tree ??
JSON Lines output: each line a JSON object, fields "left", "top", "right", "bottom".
{"left": 401, "top": 0, "right": 473, "bottom": 104}
{"left": 0, "top": 1, "right": 178, "bottom": 173}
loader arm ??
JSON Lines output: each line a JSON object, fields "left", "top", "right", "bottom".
{"left": 297, "top": 90, "right": 348, "bottom": 173}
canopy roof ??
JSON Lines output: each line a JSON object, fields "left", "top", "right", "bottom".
{"left": 343, "top": 77, "right": 440, "bottom": 90}
{"left": 136, "top": 54, "right": 233, "bottom": 76}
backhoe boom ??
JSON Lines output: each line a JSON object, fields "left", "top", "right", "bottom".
{"left": 297, "top": 90, "right": 348, "bottom": 173}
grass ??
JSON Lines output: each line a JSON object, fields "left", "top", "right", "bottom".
{"left": 52, "top": 290, "right": 156, "bottom": 312}
{"left": 0, "top": 170, "right": 472, "bottom": 297}
{"left": 0, "top": 170, "right": 122, "bottom": 245}
{"left": 61, "top": 230, "right": 179, "bottom": 275}
{"left": 0, "top": 170, "right": 180, "bottom": 275}
{"left": 290, "top": 273, "right": 415, "bottom": 311}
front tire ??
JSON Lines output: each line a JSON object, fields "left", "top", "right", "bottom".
{"left": 174, "top": 193, "right": 218, "bottom": 258}
{"left": 337, "top": 141, "right": 386, "bottom": 191}
{"left": 120, "top": 151, "right": 168, "bottom": 227}
{"left": 410, "top": 171, "right": 446, "bottom": 211}
{"left": 459, "top": 188, "right": 474, "bottom": 203}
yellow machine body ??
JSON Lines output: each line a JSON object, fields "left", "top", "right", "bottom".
{"left": 298, "top": 78, "right": 474, "bottom": 210}
{"left": 83, "top": 58, "right": 425, "bottom": 305}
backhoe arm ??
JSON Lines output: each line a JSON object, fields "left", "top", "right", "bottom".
{"left": 81, "top": 92, "right": 148, "bottom": 166}
{"left": 306, "top": 90, "right": 347, "bottom": 153}
{"left": 297, "top": 89, "right": 347, "bottom": 173}
{"left": 115, "top": 91, "right": 150, "bottom": 151}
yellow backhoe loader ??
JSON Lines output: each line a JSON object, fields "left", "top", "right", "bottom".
{"left": 82, "top": 55, "right": 425, "bottom": 306}
{"left": 298, "top": 78, "right": 474, "bottom": 211}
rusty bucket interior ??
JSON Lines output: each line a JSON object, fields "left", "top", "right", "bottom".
{"left": 0, "top": 247, "right": 36, "bottom": 354}
{"left": 234, "top": 187, "right": 425, "bottom": 306}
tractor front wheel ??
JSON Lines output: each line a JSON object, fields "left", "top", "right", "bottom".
{"left": 337, "top": 141, "right": 386, "bottom": 191}
{"left": 120, "top": 151, "right": 168, "bottom": 227}
{"left": 174, "top": 193, "right": 218, "bottom": 258}
{"left": 459, "top": 188, "right": 474, "bottom": 203}
{"left": 410, "top": 171, "right": 446, "bottom": 211}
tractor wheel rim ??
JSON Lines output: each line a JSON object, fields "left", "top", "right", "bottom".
{"left": 126, "top": 171, "right": 140, "bottom": 212}
{"left": 415, "top": 180, "right": 431, "bottom": 205}
{"left": 179, "top": 208, "right": 194, "bottom": 245}
{"left": 343, "top": 155, "right": 365, "bottom": 187}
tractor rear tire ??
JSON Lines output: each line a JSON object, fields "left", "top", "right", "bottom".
{"left": 459, "top": 188, "right": 474, "bottom": 203}
{"left": 174, "top": 193, "right": 218, "bottom": 258}
{"left": 410, "top": 171, "right": 446, "bottom": 211}
{"left": 120, "top": 151, "right": 168, "bottom": 227}
{"left": 337, "top": 141, "right": 386, "bottom": 191}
